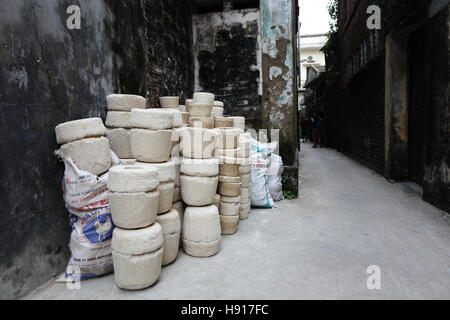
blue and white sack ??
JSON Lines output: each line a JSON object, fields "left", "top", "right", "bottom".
{"left": 250, "top": 153, "right": 275, "bottom": 208}
{"left": 55, "top": 150, "right": 119, "bottom": 282}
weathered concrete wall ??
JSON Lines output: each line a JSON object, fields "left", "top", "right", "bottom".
{"left": 328, "top": 0, "right": 386, "bottom": 174}
{"left": 384, "top": 33, "right": 408, "bottom": 179}
{"left": 260, "top": 0, "right": 297, "bottom": 167}
{"left": 193, "top": 9, "right": 262, "bottom": 128}
{"left": 145, "top": 0, "right": 194, "bottom": 107}
{"left": 107, "top": 0, "right": 148, "bottom": 97}
{"left": 330, "top": 0, "right": 448, "bottom": 212}
{"left": 423, "top": 4, "right": 450, "bottom": 213}
{"left": 0, "top": 0, "right": 148, "bottom": 299}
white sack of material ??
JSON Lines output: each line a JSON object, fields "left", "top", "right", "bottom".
{"left": 55, "top": 149, "right": 120, "bottom": 282}
{"left": 266, "top": 153, "right": 284, "bottom": 201}
{"left": 250, "top": 153, "right": 275, "bottom": 208}
{"left": 250, "top": 138, "right": 278, "bottom": 159}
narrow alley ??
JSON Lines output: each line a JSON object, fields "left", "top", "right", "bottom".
{"left": 25, "top": 145, "right": 450, "bottom": 300}
{"left": 1, "top": 0, "right": 449, "bottom": 304}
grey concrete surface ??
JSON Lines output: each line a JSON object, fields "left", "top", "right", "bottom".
{"left": 24, "top": 144, "right": 450, "bottom": 300}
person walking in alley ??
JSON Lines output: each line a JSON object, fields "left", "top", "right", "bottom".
{"left": 312, "top": 113, "right": 324, "bottom": 148}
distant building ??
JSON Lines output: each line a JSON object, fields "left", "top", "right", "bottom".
{"left": 298, "top": 34, "right": 327, "bottom": 115}
{"left": 304, "top": 65, "right": 326, "bottom": 116}
{"left": 299, "top": 34, "right": 327, "bottom": 89}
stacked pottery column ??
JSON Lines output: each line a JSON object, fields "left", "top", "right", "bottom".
{"left": 159, "top": 96, "right": 183, "bottom": 208}
{"left": 55, "top": 118, "right": 111, "bottom": 176}
{"left": 160, "top": 96, "right": 186, "bottom": 250}
{"left": 130, "top": 109, "right": 181, "bottom": 267}
{"left": 232, "top": 117, "right": 251, "bottom": 219}
{"left": 231, "top": 117, "right": 246, "bottom": 131}
{"left": 105, "top": 94, "right": 147, "bottom": 162}
{"left": 238, "top": 133, "right": 252, "bottom": 220}
{"left": 171, "top": 131, "right": 184, "bottom": 249}
{"left": 215, "top": 127, "right": 243, "bottom": 235}
{"left": 137, "top": 161, "right": 179, "bottom": 266}
{"left": 179, "top": 123, "right": 221, "bottom": 257}
{"left": 188, "top": 93, "right": 215, "bottom": 129}
{"left": 210, "top": 100, "right": 225, "bottom": 210}
{"left": 212, "top": 101, "right": 224, "bottom": 118}
{"left": 108, "top": 165, "right": 163, "bottom": 290}
{"left": 171, "top": 157, "right": 184, "bottom": 246}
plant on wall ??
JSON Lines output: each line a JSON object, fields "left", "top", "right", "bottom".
{"left": 327, "top": 0, "right": 338, "bottom": 34}
{"left": 323, "top": 0, "right": 339, "bottom": 86}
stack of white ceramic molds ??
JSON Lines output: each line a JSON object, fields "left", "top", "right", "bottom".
{"left": 210, "top": 100, "right": 225, "bottom": 210}
{"left": 105, "top": 94, "right": 146, "bottom": 162}
{"left": 170, "top": 122, "right": 185, "bottom": 249}
{"left": 215, "top": 127, "right": 243, "bottom": 235}
{"left": 179, "top": 124, "right": 221, "bottom": 257}
{"left": 238, "top": 132, "right": 252, "bottom": 220}
{"left": 231, "top": 116, "right": 246, "bottom": 131}
{"left": 130, "top": 108, "right": 181, "bottom": 267}
{"left": 188, "top": 92, "right": 215, "bottom": 129}
{"left": 214, "top": 115, "right": 234, "bottom": 129}
{"left": 139, "top": 160, "right": 179, "bottom": 266}
{"left": 159, "top": 96, "right": 179, "bottom": 109}
{"left": 169, "top": 104, "right": 187, "bottom": 249}
{"left": 171, "top": 162, "right": 185, "bottom": 250}
{"left": 212, "top": 101, "right": 224, "bottom": 118}
{"left": 108, "top": 165, "right": 163, "bottom": 290}
{"left": 180, "top": 104, "right": 190, "bottom": 126}
{"left": 55, "top": 118, "right": 111, "bottom": 176}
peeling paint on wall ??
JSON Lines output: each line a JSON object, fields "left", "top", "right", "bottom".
{"left": 269, "top": 66, "right": 282, "bottom": 79}
{"left": 0, "top": 0, "right": 147, "bottom": 299}
{"left": 193, "top": 9, "right": 262, "bottom": 93}
{"left": 193, "top": 8, "right": 262, "bottom": 127}
{"left": 260, "top": 0, "right": 297, "bottom": 165}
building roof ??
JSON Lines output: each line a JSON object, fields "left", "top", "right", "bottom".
{"left": 304, "top": 65, "right": 326, "bottom": 88}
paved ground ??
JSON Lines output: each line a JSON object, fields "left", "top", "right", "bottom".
{"left": 25, "top": 144, "right": 450, "bottom": 299}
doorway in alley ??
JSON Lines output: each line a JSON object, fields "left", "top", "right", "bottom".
{"left": 407, "top": 25, "right": 427, "bottom": 185}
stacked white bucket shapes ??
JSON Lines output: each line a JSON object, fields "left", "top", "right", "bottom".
{"left": 179, "top": 93, "right": 221, "bottom": 257}
{"left": 130, "top": 108, "right": 181, "bottom": 267}
{"left": 188, "top": 92, "right": 215, "bottom": 129}
{"left": 55, "top": 118, "right": 111, "bottom": 176}
{"left": 212, "top": 101, "right": 224, "bottom": 118}
{"left": 169, "top": 99, "right": 187, "bottom": 248}
{"left": 180, "top": 158, "right": 221, "bottom": 257}
{"left": 215, "top": 127, "right": 243, "bottom": 235}
{"left": 137, "top": 161, "right": 179, "bottom": 266}
{"left": 171, "top": 157, "right": 183, "bottom": 234}
{"left": 238, "top": 132, "right": 252, "bottom": 220}
{"left": 108, "top": 165, "right": 163, "bottom": 290}
{"left": 105, "top": 94, "right": 146, "bottom": 162}
{"left": 214, "top": 115, "right": 234, "bottom": 129}
{"left": 231, "top": 117, "right": 246, "bottom": 131}
{"left": 160, "top": 98, "right": 183, "bottom": 210}
{"left": 180, "top": 103, "right": 190, "bottom": 126}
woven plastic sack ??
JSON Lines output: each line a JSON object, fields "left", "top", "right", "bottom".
{"left": 55, "top": 150, "right": 119, "bottom": 281}
{"left": 250, "top": 153, "right": 275, "bottom": 208}
{"left": 267, "top": 154, "right": 284, "bottom": 201}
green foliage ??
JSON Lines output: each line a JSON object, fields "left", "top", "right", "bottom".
{"left": 323, "top": 0, "right": 340, "bottom": 87}
{"left": 327, "top": 0, "right": 339, "bottom": 34}
{"left": 283, "top": 190, "right": 296, "bottom": 200}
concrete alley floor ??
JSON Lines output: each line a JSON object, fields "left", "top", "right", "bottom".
{"left": 25, "top": 144, "right": 450, "bottom": 300}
